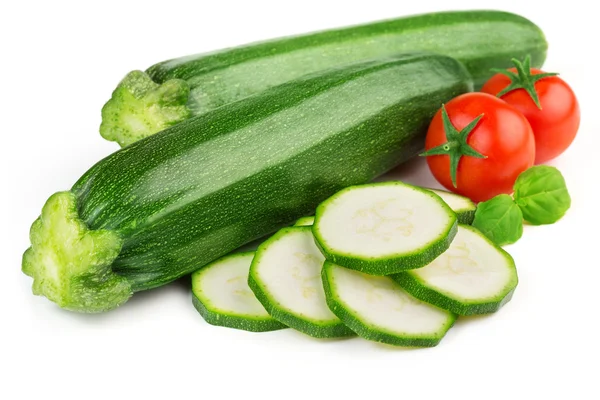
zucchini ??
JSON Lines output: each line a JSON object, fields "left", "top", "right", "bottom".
{"left": 392, "top": 225, "right": 518, "bottom": 315}
{"left": 191, "top": 252, "right": 286, "bottom": 332}
{"left": 322, "top": 262, "right": 456, "bottom": 347}
{"left": 313, "top": 182, "right": 457, "bottom": 275}
{"left": 428, "top": 189, "right": 476, "bottom": 224}
{"left": 101, "top": 10, "right": 546, "bottom": 146}
{"left": 249, "top": 227, "right": 353, "bottom": 338}
{"left": 24, "top": 53, "right": 472, "bottom": 312}
{"left": 294, "top": 216, "right": 315, "bottom": 226}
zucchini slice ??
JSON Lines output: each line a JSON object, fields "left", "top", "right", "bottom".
{"left": 392, "top": 225, "right": 518, "bottom": 315}
{"left": 428, "top": 189, "right": 477, "bottom": 225}
{"left": 322, "top": 262, "right": 456, "bottom": 347}
{"left": 192, "top": 252, "right": 286, "bottom": 332}
{"left": 294, "top": 216, "right": 315, "bottom": 226}
{"left": 313, "top": 182, "right": 457, "bottom": 275}
{"left": 249, "top": 227, "right": 354, "bottom": 338}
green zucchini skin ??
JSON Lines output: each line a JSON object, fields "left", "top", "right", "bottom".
{"left": 101, "top": 10, "right": 546, "bottom": 146}
{"left": 148, "top": 10, "right": 546, "bottom": 115}
{"left": 192, "top": 295, "right": 288, "bottom": 333}
{"left": 455, "top": 209, "right": 476, "bottom": 226}
{"left": 25, "top": 53, "right": 472, "bottom": 312}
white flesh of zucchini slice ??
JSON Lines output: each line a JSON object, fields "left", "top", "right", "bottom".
{"left": 192, "top": 252, "right": 286, "bottom": 332}
{"left": 322, "top": 262, "right": 456, "bottom": 347}
{"left": 249, "top": 227, "right": 354, "bottom": 338}
{"left": 313, "top": 182, "right": 457, "bottom": 275}
{"left": 393, "top": 225, "right": 518, "bottom": 315}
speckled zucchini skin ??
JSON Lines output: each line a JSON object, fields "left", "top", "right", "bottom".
{"left": 73, "top": 53, "right": 472, "bottom": 292}
{"left": 147, "top": 10, "right": 546, "bottom": 114}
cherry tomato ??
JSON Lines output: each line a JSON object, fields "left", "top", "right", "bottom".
{"left": 482, "top": 61, "right": 580, "bottom": 164}
{"left": 423, "top": 92, "right": 535, "bottom": 202}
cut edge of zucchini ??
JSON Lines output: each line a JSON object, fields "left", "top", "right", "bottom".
{"left": 294, "top": 216, "right": 315, "bottom": 226}
{"left": 322, "top": 262, "right": 457, "bottom": 347}
{"left": 392, "top": 225, "right": 518, "bottom": 316}
{"left": 393, "top": 273, "right": 516, "bottom": 316}
{"left": 192, "top": 295, "right": 287, "bottom": 332}
{"left": 313, "top": 182, "right": 458, "bottom": 275}
{"left": 191, "top": 252, "right": 287, "bottom": 332}
{"left": 249, "top": 227, "right": 355, "bottom": 339}
{"left": 427, "top": 188, "right": 477, "bottom": 225}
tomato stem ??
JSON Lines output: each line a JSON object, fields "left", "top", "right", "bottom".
{"left": 420, "top": 105, "right": 486, "bottom": 188}
{"left": 491, "top": 55, "right": 558, "bottom": 109}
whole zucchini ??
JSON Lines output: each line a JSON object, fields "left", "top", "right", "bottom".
{"left": 24, "top": 53, "right": 472, "bottom": 312}
{"left": 100, "top": 10, "right": 546, "bottom": 146}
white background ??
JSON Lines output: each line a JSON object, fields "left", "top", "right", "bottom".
{"left": 2, "top": 0, "right": 598, "bottom": 399}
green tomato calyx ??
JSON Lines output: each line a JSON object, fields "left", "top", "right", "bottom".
{"left": 421, "top": 105, "right": 487, "bottom": 188}
{"left": 492, "top": 55, "right": 558, "bottom": 110}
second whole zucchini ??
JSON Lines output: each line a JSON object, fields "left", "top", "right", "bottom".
{"left": 23, "top": 53, "right": 472, "bottom": 312}
{"left": 100, "top": 10, "right": 547, "bottom": 146}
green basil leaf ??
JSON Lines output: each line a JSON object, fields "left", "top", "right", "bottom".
{"left": 513, "top": 166, "right": 571, "bottom": 225}
{"left": 472, "top": 194, "right": 523, "bottom": 246}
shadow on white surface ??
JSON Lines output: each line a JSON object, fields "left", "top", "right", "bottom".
{"left": 23, "top": 276, "right": 194, "bottom": 325}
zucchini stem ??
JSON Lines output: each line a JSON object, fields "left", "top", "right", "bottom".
{"left": 100, "top": 70, "right": 192, "bottom": 147}
{"left": 22, "top": 192, "right": 131, "bottom": 312}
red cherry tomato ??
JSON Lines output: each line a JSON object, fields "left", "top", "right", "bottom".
{"left": 482, "top": 64, "right": 580, "bottom": 164}
{"left": 423, "top": 92, "right": 535, "bottom": 202}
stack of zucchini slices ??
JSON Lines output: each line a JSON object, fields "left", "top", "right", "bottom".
{"left": 192, "top": 181, "right": 517, "bottom": 347}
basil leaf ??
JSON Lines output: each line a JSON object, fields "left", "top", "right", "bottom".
{"left": 513, "top": 166, "right": 571, "bottom": 225}
{"left": 472, "top": 194, "right": 523, "bottom": 246}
